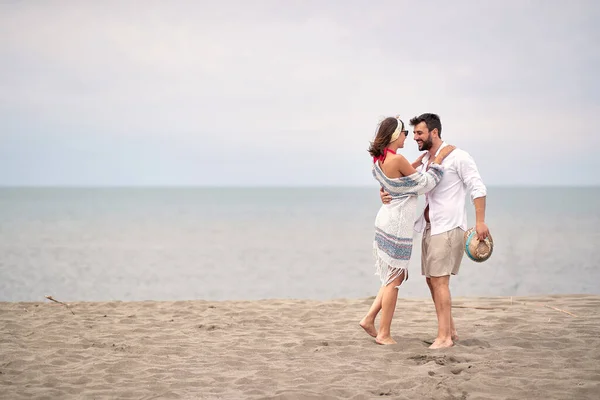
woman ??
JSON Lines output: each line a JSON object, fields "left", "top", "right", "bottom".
{"left": 360, "top": 116, "right": 455, "bottom": 345}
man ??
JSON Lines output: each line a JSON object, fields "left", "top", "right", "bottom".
{"left": 380, "top": 113, "right": 489, "bottom": 349}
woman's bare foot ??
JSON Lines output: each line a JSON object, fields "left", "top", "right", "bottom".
{"left": 429, "top": 338, "right": 454, "bottom": 349}
{"left": 359, "top": 317, "right": 377, "bottom": 338}
{"left": 375, "top": 335, "right": 397, "bottom": 345}
{"left": 451, "top": 331, "right": 459, "bottom": 341}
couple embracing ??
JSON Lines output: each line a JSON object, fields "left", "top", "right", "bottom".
{"left": 360, "top": 113, "right": 489, "bottom": 349}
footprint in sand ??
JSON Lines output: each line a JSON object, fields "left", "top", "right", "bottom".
{"left": 409, "top": 354, "right": 450, "bottom": 366}
{"left": 423, "top": 337, "right": 491, "bottom": 348}
{"left": 459, "top": 338, "right": 491, "bottom": 348}
{"left": 409, "top": 354, "right": 470, "bottom": 366}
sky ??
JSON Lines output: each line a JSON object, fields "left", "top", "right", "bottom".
{"left": 1, "top": 0, "right": 599, "bottom": 186}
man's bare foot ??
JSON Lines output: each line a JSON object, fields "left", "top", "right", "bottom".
{"left": 359, "top": 318, "right": 377, "bottom": 338}
{"left": 429, "top": 338, "right": 454, "bottom": 349}
{"left": 375, "top": 335, "right": 397, "bottom": 345}
{"left": 425, "top": 333, "right": 457, "bottom": 345}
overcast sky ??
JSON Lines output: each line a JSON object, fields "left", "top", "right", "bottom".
{"left": 1, "top": 0, "right": 599, "bottom": 186}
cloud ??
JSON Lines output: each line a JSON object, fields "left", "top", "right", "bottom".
{"left": 1, "top": 0, "right": 599, "bottom": 185}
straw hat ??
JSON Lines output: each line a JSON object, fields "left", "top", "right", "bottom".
{"left": 464, "top": 228, "right": 494, "bottom": 262}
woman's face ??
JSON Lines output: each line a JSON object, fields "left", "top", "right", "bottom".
{"left": 392, "top": 127, "right": 408, "bottom": 148}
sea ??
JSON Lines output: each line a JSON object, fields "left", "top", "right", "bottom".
{"left": 1, "top": 187, "right": 598, "bottom": 302}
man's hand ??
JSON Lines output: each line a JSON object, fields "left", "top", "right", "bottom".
{"left": 476, "top": 221, "right": 490, "bottom": 241}
{"left": 380, "top": 187, "right": 392, "bottom": 204}
{"left": 473, "top": 197, "right": 488, "bottom": 240}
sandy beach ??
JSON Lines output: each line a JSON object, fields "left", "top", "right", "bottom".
{"left": 1, "top": 295, "right": 599, "bottom": 400}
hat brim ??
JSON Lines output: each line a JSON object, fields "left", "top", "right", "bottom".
{"left": 464, "top": 228, "right": 494, "bottom": 262}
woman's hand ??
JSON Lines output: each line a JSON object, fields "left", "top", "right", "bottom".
{"left": 411, "top": 152, "right": 426, "bottom": 169}
{"left": 433, "top": 145, "right": 456, "bottom": 164}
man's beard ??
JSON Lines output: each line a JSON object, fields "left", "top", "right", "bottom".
{"left": 419, "top": 135, "right": 433, "bottom": 150}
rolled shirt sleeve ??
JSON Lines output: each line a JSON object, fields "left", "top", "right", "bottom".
{"left": 457, "top": 151, "right": 487, "bottom": 203}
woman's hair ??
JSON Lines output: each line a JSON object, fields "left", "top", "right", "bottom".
{"left": 368, "top": 117, "right": 400, "bottom": 158}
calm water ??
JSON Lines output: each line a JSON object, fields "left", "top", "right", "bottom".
{"left": 1, "top": 187, "right": 599, "bottom": 302}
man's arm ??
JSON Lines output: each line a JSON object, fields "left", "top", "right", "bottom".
{"left": 457, "top": 151, "right": 489, "bottom": 240}
{"left": 474, "top": 197, "right": 486, "bottom": 222}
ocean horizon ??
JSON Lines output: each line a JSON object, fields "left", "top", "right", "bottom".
{"left": 1, "top": 186, "right": 598, "bottom": 303}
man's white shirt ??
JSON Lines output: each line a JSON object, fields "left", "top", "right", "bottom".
{"left": 414, "top": 142, "right": 487, "bottom": 236}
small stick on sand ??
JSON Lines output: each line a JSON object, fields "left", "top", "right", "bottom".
{"left": 544, "top": 305, "right": 577, "bottom": 317}
{"left": 45, "top": 295, "right": 75, "bottom": 315}
{"left": 452, "top": 305, "right": 505, "bottom": 310}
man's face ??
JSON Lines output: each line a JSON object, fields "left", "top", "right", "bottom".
{"left": 413, "top": 121, "right": 433, "bottom": 151}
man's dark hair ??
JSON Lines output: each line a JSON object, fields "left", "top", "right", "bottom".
{"left": 409, "top": 113, "right": 442, "bottom": 138}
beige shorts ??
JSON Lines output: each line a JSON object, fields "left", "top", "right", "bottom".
{"left": 421, "top": 224, "right": 465, "bottom": 277}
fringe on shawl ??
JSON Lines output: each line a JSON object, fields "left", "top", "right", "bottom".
{"left": 373, "top": 247, "right": 408, "bottom": 289}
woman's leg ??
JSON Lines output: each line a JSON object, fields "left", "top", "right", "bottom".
{"left": 375, "top": 270, "right": 405, "bottom": 345}
{"left": 360, "top": 286, "right": 384, "bottom": 337}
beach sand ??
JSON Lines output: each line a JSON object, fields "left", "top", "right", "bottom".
{"left": 1, "top": 295, "right": 599, "bottom": 399}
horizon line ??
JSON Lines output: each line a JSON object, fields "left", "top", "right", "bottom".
{"left": 1, "top": 184, "right": 599, "bottom": 189}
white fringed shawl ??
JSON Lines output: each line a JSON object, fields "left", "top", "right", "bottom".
{"left": 371, "top": 162, "right": 444, "bottom": 286}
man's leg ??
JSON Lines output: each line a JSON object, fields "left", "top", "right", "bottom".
{"left": 423, "top": 227, "right": 464, "bottom": 348}
{"left": 426, "top": 277, "right": 435, "bottom": 301}
{"left": 423, "top": 226, "right": 446, "bottom": 344}
{"left": 449, "top": 291, "right": 458, "bottom": 341}
{"left": 428, "top": 277, "right": 458, "bottom": 340}
{"left": 428, "top": 275, "right": 453, "bottom": 349}
{"left": 446, "top": 227, "right": 464, "bottom": 341}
